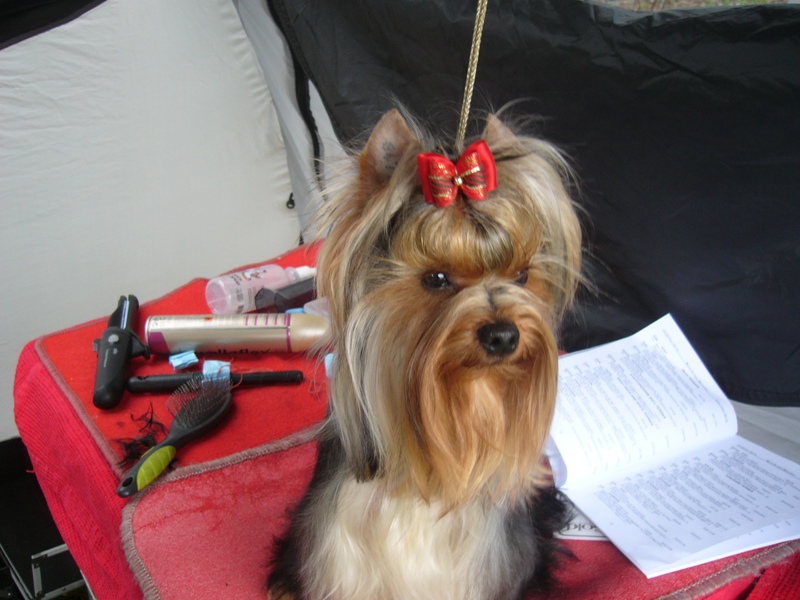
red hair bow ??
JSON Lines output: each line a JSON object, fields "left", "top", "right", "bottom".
{"left": 417, "top": 140, "right": 497, "bottom": 208}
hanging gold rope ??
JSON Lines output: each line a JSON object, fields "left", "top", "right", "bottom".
{"left": 455, "top": 0, "right": 489, "bottom": 151}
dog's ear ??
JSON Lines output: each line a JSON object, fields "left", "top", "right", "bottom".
{"left": 359, "top": 109, "right": 415, "bottom": 192}
{"left": 483, "top": 114, "right": 517, "bottom": 147}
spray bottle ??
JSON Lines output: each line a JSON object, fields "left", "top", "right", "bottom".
{"left": 205, "top": 263, "right": 315, "bottom": 314}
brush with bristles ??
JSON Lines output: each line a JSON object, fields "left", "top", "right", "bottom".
{"left": 117, "top": 375, "right": 232, "bottom": 498}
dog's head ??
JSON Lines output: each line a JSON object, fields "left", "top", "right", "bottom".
{"left": 314, "top": 109, "right": 581, "bottom": 508}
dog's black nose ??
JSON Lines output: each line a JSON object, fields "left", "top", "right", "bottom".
{"left": 477, "top": 321, "right": 519, "bottom": 357}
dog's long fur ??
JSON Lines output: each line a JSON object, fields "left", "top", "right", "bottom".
{"left": 267, "top": 109, "right": 581, "bottom": 600}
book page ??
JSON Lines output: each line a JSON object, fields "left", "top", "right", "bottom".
{"left": 566, "top": 436, "right": 800, "bottom": 577}
{"left": 549, "top": 314, "right": 736, "bottom": 486}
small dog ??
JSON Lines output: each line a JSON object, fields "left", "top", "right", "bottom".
{"left": 268, "top": 109, "right": 582, "bottom": 600}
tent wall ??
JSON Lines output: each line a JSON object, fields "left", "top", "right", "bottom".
{"left": 0, "top": 0, "right": 303, "bottom": 441}
{"left": 268, "top": 0, "right": 800, "bottom": 406}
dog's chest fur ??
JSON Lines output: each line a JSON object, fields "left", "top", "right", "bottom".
{"left": 309, "top": 476, "right": 517, "bottom": 600}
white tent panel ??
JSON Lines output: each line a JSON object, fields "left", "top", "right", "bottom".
{"left": 0, "top": 0, "right": 300, "bottom": 440}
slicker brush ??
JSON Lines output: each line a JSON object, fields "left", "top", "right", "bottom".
{"left": 117, "top": 375, "right": 232, "bottom": 498}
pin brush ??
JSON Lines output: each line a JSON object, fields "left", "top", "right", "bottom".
{"left": 117, "top": 375, "right": 232, "bottom": 498}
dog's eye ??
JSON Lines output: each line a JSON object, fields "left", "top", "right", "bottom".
{"left": 515, "top": 268, "right": 530, "bottom": 286}
{"left": 421, "top": 271, "right": 452, "bottom": 290}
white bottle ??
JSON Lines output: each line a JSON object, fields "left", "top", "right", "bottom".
{"left": 205, "top": 264, "right": 315, "bottom": 314}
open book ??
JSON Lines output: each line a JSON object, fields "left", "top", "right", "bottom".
{"left": 548, "top": 314, "right": 800, "bottom": 578}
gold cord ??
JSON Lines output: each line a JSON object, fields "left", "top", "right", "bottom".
{"left": 455, "top": 0, "right": 489, "bottom": 151}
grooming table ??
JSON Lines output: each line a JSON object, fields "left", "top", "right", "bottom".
{"left": 14, "top": 246, "right": 800, "bottom": 600}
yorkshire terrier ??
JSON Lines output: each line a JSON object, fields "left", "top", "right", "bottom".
{"left": 267, "top": 109, "right": 582, "bottom": 600}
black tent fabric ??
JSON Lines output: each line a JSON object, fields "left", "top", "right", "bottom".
{"left": 269, "top": 0, "right": 800, "bottom": 406}
{"left": 0, "top": 0, "right": 104, "bottom": 50}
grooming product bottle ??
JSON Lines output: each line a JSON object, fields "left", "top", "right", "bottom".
{"left": 145, "top": 313, "right": 329, "bottom": 354}
{"left": 205, "top": 264, "right": 315, "bottom": 314}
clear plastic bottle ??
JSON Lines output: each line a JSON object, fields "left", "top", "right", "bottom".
{"left": 205, "top": 264, "right": 315, "bottom": 314}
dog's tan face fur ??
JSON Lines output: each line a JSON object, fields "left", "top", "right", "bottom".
{"left": 314, "top": 109, "right": 581, "bottom": 510}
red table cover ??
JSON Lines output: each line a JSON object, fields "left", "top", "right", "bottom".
{"left": 14, "top": 245, "right": 800, "bottom": 600}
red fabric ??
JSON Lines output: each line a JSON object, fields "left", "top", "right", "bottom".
{"left": 121, "top": 430, "right": 800, "bottom": 600}
{"left": 746, "top": 552, "right": 800, "bottom": 600}
{"left": 122, "top": 433, "right": 318, "bottom": 599}
{"left": 540, "top": 541, "right": 800, "bottom": 600}
{"left": 13, "top": 242, "right": 799, "bottom": 599}
{"left": 701, "top": 578, "right": 755, "bottom": 600}
{"left": 15, "top": 341, "right": 141, "bottom": 600}
{"left": 417, "top": 140, "right": 497, "bottom": 206}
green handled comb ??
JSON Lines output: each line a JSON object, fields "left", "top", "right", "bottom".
{"left": 117, "top": 376, "right": 232, "bottom": 498}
